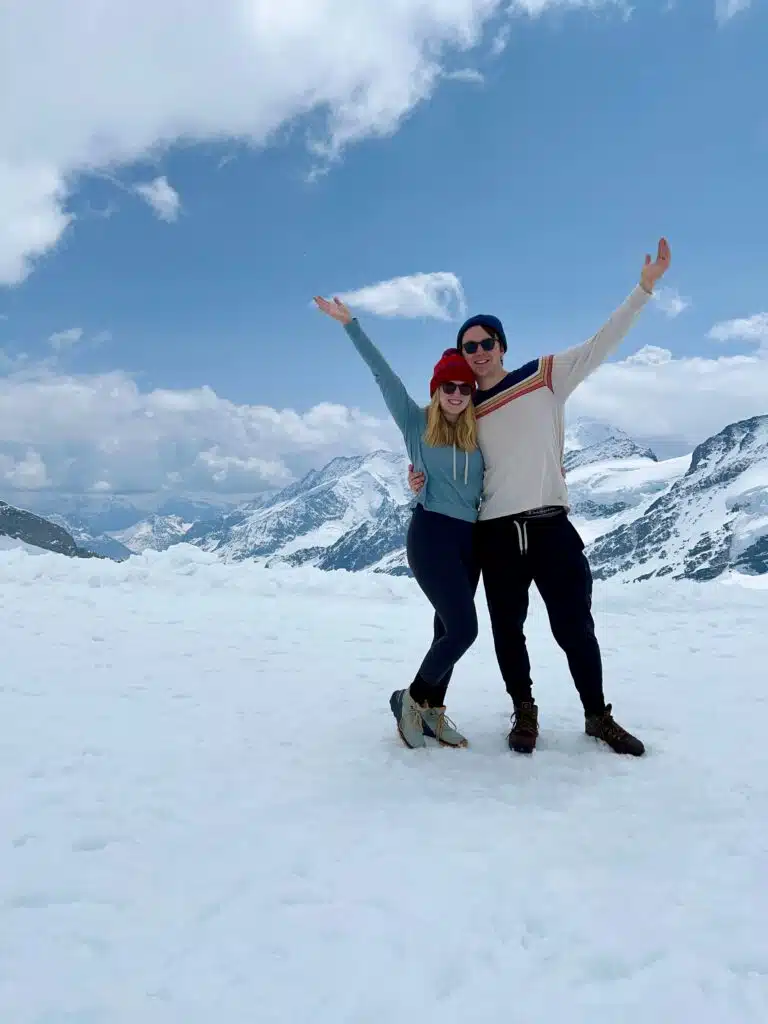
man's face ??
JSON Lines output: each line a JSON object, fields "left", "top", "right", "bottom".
{"left": 459, "top": 326, "right": 504, "bottom": 384}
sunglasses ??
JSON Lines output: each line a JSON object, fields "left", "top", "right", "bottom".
{"left": 461, "top": 337, "right": 497, "bottom": 355}
{"left": 440, "top": 382, "right": 473, "bottom": 396}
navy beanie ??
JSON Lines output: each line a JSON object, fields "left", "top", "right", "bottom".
{"left": 456, "top": 314, "right": 508, "bottom": 353}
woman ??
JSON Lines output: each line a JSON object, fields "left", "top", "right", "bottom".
{"left": 314, "top": 295, "right": 485, "bottom": 749}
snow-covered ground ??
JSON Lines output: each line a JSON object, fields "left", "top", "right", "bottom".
{"left": 3, "top": 544, "right": 768, "bottom": 1023}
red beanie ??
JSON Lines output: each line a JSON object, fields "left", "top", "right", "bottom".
{"left": 429, "top": 348, "right": 476, "bottom": 397}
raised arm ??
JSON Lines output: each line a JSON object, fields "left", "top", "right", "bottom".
{"left": 314, "top": 296, "right": 421, "bottom": 436}
{"left": 550, "top": 238, "right": 671, "bottom": 401}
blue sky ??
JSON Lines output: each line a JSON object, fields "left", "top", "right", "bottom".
{"left": 1, "top": 0, "right": 767, "bottom": 498}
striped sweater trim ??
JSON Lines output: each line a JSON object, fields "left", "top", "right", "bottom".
{"left": 475, "top": 355, "right": 554, "bottom": 420}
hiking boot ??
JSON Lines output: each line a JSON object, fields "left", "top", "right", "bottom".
{"left": 585, "top": 704, "right": 645, "bottom": 756}
{"left": 508, "top": 700, "right": 538, "bottom": 753}
{"left": 389, "top": 689, "right": 427, "bottom": 749}
{"left": 421, "top": 706, "right": 468, "bottom": 748}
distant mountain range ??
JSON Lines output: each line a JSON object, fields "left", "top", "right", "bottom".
{"left": 4, "top": 415, "right": 768, "bottom": 581}
{"left": 0, "top": 501, "right": 99, "bottom": 559}
{"left": 4, "top": 494, "right": 237, "bottom": 561}
{"left": 586, "top": 416, "right": 768, "bottom": 581}
{"left": 179, "top": 450, "right": 414, "bottom": 574}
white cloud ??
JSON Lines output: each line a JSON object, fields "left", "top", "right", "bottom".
{"left": 0, "top": 450, "right": 51, "bottom": 490}
{"left": 708, "top": 313, "right": 768, "bottom": 348}
{"left": 3, "top": 326, "right": 768, "bottom": 497}
{"left": 490, "top": 23, "right": 512, "bottom": 55}
{"left": 0, "top": 162, "right": 73, "bottom": 285}
{"left": 46, "top": 327, "right": 112, "bottom": 355}
{"left": 337, "top": 272, "right": 467, "bottom": 320}
{"left": 1, "top": 0, "right": 622, "bottom": 285}
{"left": 48, "top": 327, "right": 85, "bottom": 352}
{"left": 715, "top": 0, "right": 752, "bottom": 24}
{"left": 512, "top": 0, "right": 626, "bottom": 14}
{"left": 0, "top": 349, "right": 28, "bottom": 374}
{"left": 652, "top": 286, "right": 691, "bottom": 319}
{"left": 445, "top": 68, "right": 485, "bottom": 83}
{"left": 570, "top": 344, "right": 768, "bottom": 448}
{"left": 134, "top": 177, "right": 181, "bottom": 222}
{"left": 196, "top": 448, "right": 294, "bottom": 489}
{"left": 0, "top": 365, "right": 399, "bottom": 495}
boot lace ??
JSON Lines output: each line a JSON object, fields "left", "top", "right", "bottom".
{"left": 595, "top": 704, "right": 629, "bottom": 742}
{"left": 512, "top": 702, "right": 537, "bottom": 736}
{"left": 405, "top": 696, "right": 425, "bottom": 733}
{"left": 430, "top": 707, "right": 460, "bottom": 741}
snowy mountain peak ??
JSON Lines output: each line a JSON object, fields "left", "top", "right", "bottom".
{"left": 265, "top": 450, "right": 409, "bottom": 510}
{"left": 587, "top": 414, "right": 768, "bottom": 582}
{"left": 186, "top": 448, "right": 411, "bottom": 566}
{"left": 565, "top": 417, "right": 632, "bottom": 452}
{"left": 686, "top": 415, "right": 768, "bottom": 481}
{"left": 563, "top": 418, "right": 657, "bottom": 472}
{"left": 113, "top": 514, "right": 192, "bottom": 554}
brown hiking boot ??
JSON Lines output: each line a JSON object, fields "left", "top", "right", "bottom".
{"left": 585, "top": 704, "right": 645, "bottom": 756}
{"left": 508, "top": 700, "right": 538, "bottom": 753}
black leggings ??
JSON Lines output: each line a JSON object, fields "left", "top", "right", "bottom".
{"left": 406, "top": 505, "right": 481, "bottom": 707}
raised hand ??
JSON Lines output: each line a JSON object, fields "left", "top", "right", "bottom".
{"left": 640, "top": 238, "right": 671, "bottom": 293}
{"left": 314, "top": 296, "right": 353, "bottom": 325}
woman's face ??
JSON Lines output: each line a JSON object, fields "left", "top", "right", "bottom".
{"left": 437, "top": 380, "right": 473, "bottom": 419}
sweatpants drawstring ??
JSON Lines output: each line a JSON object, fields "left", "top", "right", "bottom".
{"left": 513, "top": 519, "right": 529, "bottom": 555}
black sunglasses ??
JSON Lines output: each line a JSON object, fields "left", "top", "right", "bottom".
{"left": 461, "top": 337, "right": 497, "bottom": 355}
{"left": 440, "top": 382, "right": 473, "bottom": 396}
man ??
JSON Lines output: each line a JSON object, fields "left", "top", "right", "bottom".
{"left": 408, "top": 238, "right": 671, "bottom": 756}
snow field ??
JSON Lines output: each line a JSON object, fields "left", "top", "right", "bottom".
{"left": 2, "top": 545, "right": 768, "bottom": 1022}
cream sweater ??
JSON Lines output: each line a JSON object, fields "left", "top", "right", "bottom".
{"left": 475, "top": 284, "right": 651, "bottom": 521}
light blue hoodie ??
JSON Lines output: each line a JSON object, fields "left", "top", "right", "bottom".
{"left": 343, "top": 319, "right": 484, "bottom": 524}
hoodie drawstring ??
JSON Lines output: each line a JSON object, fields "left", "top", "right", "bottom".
{"left": 452, "top": 443, "right": 456, "bottom": 481}
{"left": 450, "top": 442, "right": 468, "bottom": 485}
{"left": 513, "top": 519, "right": 529, "bottom": 555}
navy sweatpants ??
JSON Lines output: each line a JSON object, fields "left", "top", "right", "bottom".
{"left": 406, "top": 504, "right": 481, "bottom": 707}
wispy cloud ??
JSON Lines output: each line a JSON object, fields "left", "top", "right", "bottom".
{"left": 82, "top": 199, "right": 120, "bottom": 220}
{"left": 134, "top": 176, "right": 181, "bottom": 223}
{"left": 444, "top": 68, "right": 485, "bottom": 84}
{"left": 337, "top": 272, "right": 467, "bottom": 321}
{"left": 48, "top": 327, "right": 84, "bottom": 351}
{"left": 2, "top": 0, "right": 624, "bottom": 284}
{"left": 512, "top": 0, "right": 630, "bottom": 17}
{"left": 570, "top": 341, "right": 768, "bottom": 450}
{"left": 490, "top": 23, "right": 511, "bottom": 56}
{"left": 715, "top": 0, "right": 752, "bottom": 24}
{"left": 708, "top": 312, "right": 768, "bottom": 347}
{"left": 47, "top": 327, "right": 112, "bottom": 355}
{"left": 0, "top": 364, "right": 399, "bottom": 495}
{"left": 653, "top": 286, "right": 691, "bottom": 319}
{"left": 0, "top": 449, "right": 51, "bottom": 490}
{"left": 0, "top": 348, "right": 29, "bottom": 373}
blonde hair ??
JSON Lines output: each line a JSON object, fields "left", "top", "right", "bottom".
{"left": 423, "top": 391, "right": 478, "bottom": 453}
